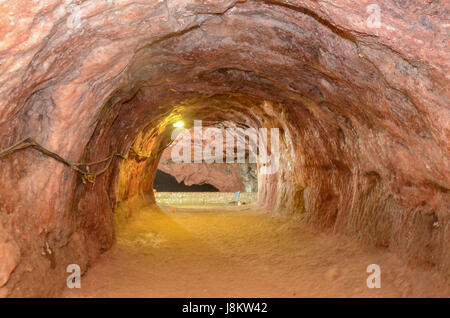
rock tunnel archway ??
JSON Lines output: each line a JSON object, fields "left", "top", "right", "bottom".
{"left": 0, "top": 0, "right": 448, "bottom": 296}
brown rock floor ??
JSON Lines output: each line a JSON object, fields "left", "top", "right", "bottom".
{"left": 63, "top": 202, "right": 449, "bottom": 298}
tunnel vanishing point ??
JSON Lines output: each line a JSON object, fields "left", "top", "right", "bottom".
{"left": 0, "top": 0, "right": 449, "bottom": 297}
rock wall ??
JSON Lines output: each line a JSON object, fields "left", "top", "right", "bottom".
{"left": 0, "top": 0, "right": 448, "bottom": 296}
{"left": 157, "top": 127, "right": 258, "bottom": 192}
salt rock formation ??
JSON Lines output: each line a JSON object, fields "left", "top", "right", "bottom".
{"left": 157, "top": 126, "right": 258, "bottom": 192}
{"left": 0, "top": 0, "right": 448, "bottom": 296}
{"left": 157, "top": 162, "right": 258, "bottom": 192}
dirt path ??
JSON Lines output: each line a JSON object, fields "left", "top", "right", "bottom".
{"left": 63, "top": 205, "right": 448, "bottom": 298}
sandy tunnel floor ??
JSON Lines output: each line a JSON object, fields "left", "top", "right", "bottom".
{"left": 63, "top": 204, "right": 448, "bottom": 298}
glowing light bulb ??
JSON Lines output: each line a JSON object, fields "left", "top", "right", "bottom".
{"left": 173, "top": 121, "right": 184, "bottom": 128}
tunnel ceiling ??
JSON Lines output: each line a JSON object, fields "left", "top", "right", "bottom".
{"left": 0, "top": 0, "right": 448, "bottom": 296}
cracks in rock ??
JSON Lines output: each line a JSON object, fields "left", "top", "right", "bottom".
{"left": 133, "top": 23, "right": 203, "bottom": 56}
{"left": 355, "top": 44, "right": 432, "bottom": 140}
{"left": 259, "top": 0, "right": 358, "bottom": 44}
{"left": 132, "top": 0, "right": 240, "bottom": 55}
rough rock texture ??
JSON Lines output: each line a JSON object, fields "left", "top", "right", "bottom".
{"left": 0, "top": 0, "right": 448, "bottom": 296}
{"left": 0, "top": 223, "right": 21, "bottom": 288}
{"left": 157, "top": 127, "right": 258, "bottom": 192}
{"left": 157, "top": 161, "right": 258, "bottom": 192}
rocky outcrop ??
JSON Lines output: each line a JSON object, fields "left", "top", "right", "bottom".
{"left": 0, "top": 0, "right": 448, "bottom": 296}
{"left": 157, "top": 127, "right": 258, "bottom": 192}
{"left": 157, "top": 162, "right": 257, "bottom": 192}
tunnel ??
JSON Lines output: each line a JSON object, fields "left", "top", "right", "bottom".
{"left": 0, "top": 0, "right": 449, "bottom": 298}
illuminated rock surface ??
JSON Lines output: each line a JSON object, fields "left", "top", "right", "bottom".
{"left": 157, "top": 127, "right": 258, "bottom": 192}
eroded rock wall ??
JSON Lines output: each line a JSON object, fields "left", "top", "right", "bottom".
{"left": 157, "top": 127, "right": 258, "bottom": 192}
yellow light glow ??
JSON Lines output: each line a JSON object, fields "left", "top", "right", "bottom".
{"left": 173, "top": 121, "right": 185, "bottom": 128}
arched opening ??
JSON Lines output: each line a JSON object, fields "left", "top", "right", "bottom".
{"left": 153, "top": 121, "right": 259, "bottom": 207}
{"left": 0, "top": 0, "right": 448, "bottom": 297}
